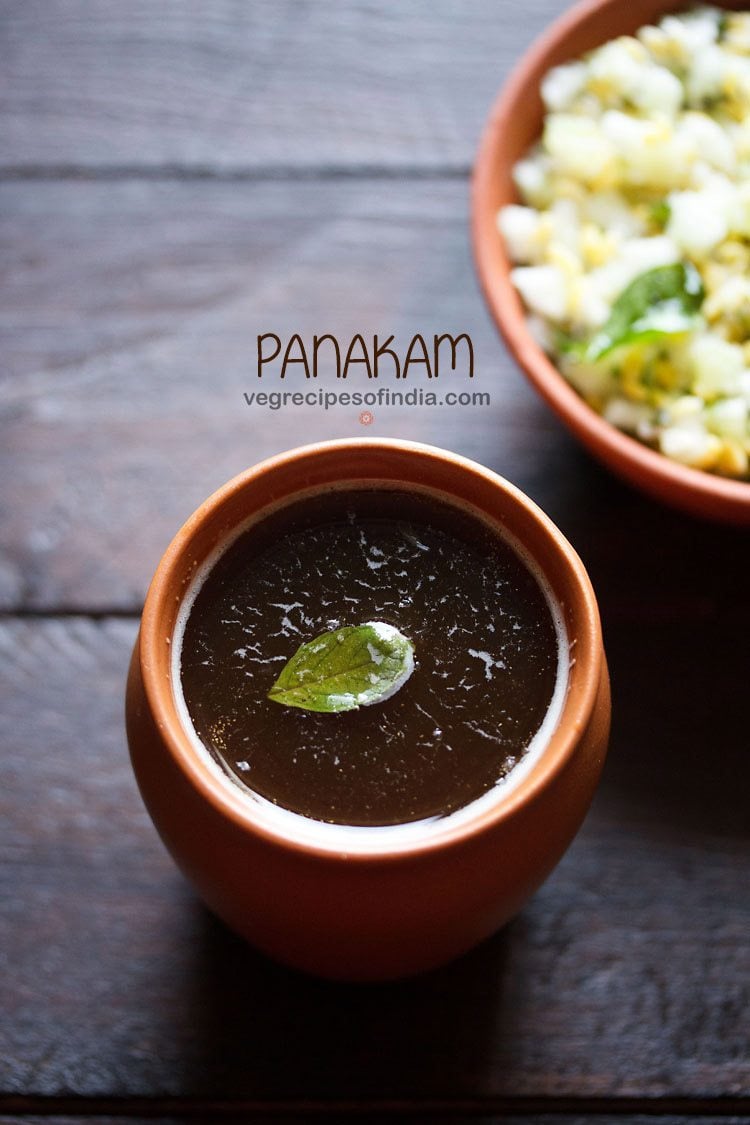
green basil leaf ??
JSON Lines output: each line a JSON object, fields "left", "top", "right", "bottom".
{"left": 586, "top": 262, "right": 704, "bottom": 361}
{"left": 268, "top": 622, "right": 415, "bottom": 713}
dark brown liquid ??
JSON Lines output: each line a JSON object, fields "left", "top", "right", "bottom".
{"left": 178, "top": 490, "right": 560, "bottom": 826}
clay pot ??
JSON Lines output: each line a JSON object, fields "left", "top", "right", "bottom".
{"left": 126, "top": 439, "right": 610, "bottom": 980}
{"left": 472, "top": 0, "right": 750, "bottom": 523}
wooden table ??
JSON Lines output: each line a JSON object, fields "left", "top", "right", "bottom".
{"left": 1, "top": 2, "right": 748, "bottom": 1121}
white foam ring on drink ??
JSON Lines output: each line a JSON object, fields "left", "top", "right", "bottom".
{"left": 171, "top": 485, "right": 570, "bottom": 856}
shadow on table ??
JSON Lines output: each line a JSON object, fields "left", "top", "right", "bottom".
{"left": 179, "top": 903, "right": 516, "bottom": 1101}
{"left": 539, "top": 445, "right": 749, "bottom": 839}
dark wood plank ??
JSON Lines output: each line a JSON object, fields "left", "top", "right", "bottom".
{"left": 1, "top": 619, "right": 747, "bottom": 1099}
{"left": 3, "top": 1116, "right": 750, "bottom": 1125}
{"left": 0, "top": 176, "right": 567, "bottom": 611}
{"left": 2, "top": 0, "right": 747, "bottom": 1112}
{"left": 0, "top": 0, "right": 568, "bottom": 173}
{"left": 3, "top": 179, "right": 749, "bottom": 618}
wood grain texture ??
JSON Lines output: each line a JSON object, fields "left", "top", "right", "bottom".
{"left": 3, "top": 178, "right": 750, "bottom": 618}
{"left": 0, "top": 176, "right": 569, "bottom": 610}
{"left": 0, "top": 0, "right": 568, "bottom": 173}
{"left": 2, "top": 0, "right": 749, "bottom": 1108}
{"left": 1, "top": 619, "right": 747, "bottom": 1100}
{"left": 3, "top": 1117, "right": 750, "bottom": 1125}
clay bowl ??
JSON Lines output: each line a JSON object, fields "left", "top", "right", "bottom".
{"left": 472, "top": 0, "right": 750, "bottom": 524}
{"left": 126, "top": 438, "right": 610, "bottom": 980}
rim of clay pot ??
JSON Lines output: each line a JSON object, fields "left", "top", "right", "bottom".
{"left": 471, "top": 0, "right": 750, "bottom": 524}
{"left": 138, "top": 438, "right": 603, "bottom": 862}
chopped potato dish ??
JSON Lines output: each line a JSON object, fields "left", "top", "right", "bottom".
{"left": 500, "top": 5, "right": 750, "bottom": 477}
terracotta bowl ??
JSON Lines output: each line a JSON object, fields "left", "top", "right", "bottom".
{"left": 126, "top": 438, "right": 610, "bottom": 980}
{"left": 472, "top": 0, "right": 750, "bottom": 524}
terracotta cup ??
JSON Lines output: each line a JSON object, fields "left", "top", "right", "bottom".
{"left": 472, "top": 0, "right": 750, "bottom": 524}
{"left": 126, "top": 439, "right": 610, "bottom": 980}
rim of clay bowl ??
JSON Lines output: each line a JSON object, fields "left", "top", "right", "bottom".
{"left": 472, "top": 0, "right": 750, "bottom": 524}
{"left": 138, "top": 438, "right": 604, "bottom": 862}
